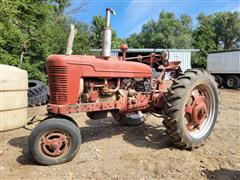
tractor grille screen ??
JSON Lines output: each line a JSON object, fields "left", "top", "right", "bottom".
{"left": 48, "top": 66, "right": 68, "bottom": 104}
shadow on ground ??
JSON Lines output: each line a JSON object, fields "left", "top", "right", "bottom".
{"left": 203, "top": 168, "right": 240, "bottom": 180}
{"left": 83, "top": 117, "right": 174, "bottom": 150}
{"left": 8, "top": 136, "right": 36, "bottom": 165}
{"left": 8, "top": 116, "right": 174, "bottom": 165}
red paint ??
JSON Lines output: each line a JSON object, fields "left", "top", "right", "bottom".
{"left": 48, "top": 55, "right": 152, "bottom": 105}
{"left": 120, "top": 44, "right": 128, "bottom": 52}
{"left": 89, "top": 91, "right": 99, "bottom": 102}
{"left": 47, "top": 53, "right": 179, "bottom": 116}
{"left": 158, "top": 61, "right": 181, "bottom": 70}
{"left": 185, "top": 89, "right": 209, "bottom": 131}
{"left": 41, "top": 132, "right": 69, "bottom": 156}
{"left": 152, "top": 93, "right": 165, "bottom": 109}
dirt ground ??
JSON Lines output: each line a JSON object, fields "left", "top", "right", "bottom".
{"left": 1, "top": 89, "right": 240, "bottom": 180}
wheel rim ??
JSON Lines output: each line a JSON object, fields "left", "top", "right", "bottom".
{"left": 185, "top": 84, "right": 215, "bottom": 139}
{"left": 39, "top": 130, "right": 71, "bottom": 158}
{"left": 227, "top": 78, "right": 236, "bottom": 87}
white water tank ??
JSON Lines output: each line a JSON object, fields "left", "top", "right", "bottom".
{"left": 0, "top": 65, "right": 28, "bottom": 131}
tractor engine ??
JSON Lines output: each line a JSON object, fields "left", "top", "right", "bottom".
{"left": 80, "top": 78, "right": 151, "bottom": 108}
{"left": 81, "top": 78, "right": 118, "bottom": 103}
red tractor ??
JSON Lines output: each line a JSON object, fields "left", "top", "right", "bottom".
{"left": 28, "top": 8, "right": 219, "bottom": 165}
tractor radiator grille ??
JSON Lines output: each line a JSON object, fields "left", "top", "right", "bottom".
{"left": 48, "top": 66, "right": 68, "bottom": 104}
{"left": 48, "top": 66, "right": 67, "bottom": 74}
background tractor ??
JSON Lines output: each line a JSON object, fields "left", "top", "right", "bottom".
{"left": 28, "top": 8, "right": 219, "bottom": 165}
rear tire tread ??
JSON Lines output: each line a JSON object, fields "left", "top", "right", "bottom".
{"left": 163, "top": 69, "right": 219, "bottom": 150}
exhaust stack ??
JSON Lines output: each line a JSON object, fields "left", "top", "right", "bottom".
{"left": 102, "top": 8, "right": 116, "bottom": 58}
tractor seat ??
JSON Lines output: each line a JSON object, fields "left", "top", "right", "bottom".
{"left": 158, "top": 61, "right": 181, "bottom": 70}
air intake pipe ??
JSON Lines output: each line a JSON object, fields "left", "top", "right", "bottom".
{"left": 102, "top": 8, "right": 116, "bottom": 59}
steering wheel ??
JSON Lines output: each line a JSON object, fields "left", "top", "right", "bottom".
{"left": 153, "top": 45, "right": 170, "bottom": 61}
{"left": 151, "top": 45, "right": 170, "bottom": 67}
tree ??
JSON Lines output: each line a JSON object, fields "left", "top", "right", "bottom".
{"left": 214, "top": 12, "right": 240, "bottom": 50}
{"left": 192, "top": 13, "right": 217, "bottom": 68}
{"left": 0, "top": 0, "right": 55, "bottom": 81}
{"left": 126, "top": 11, "right": 193, "bottom": 49}
{"left": 90, "top": 15, "right": 105, "bottom": 49}
{"left": 111, "top": 30, "right": 125, "bottom": 49}
{"left": 0, "top": 0, "right": 90, "bottom": 81}
{"left": 90, "top": 15, "right": 123, "bottom": 49}
{"left": 126, "top": 33, "right": 143, "bottom": 48}
{"left": 72, "top": 23, "right": 91, "bottom": 54}
{"left": 192, "top": 11, "right": 240, "bottom": 67}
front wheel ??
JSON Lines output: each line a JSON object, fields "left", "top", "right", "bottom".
{"left": 163, "top": 69, "right": 219, "bottom": 149}
{"left": 28, "top": 118, "right": 81, "bottom": 165}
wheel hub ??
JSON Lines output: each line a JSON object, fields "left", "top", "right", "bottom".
{"left": 41, "top": 132, "right": 69, "bottom": 157}
{"left": 227, "top": 79, "right": 235, "bottom": 87}
{"left": 185, "top": 89, "right": 209, "bottom": 131}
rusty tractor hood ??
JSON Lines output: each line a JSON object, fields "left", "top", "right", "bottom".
{"left": 47, "top": 55, "right": 152, "bottom": 78}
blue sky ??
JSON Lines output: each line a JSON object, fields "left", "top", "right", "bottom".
{"left": 68, "top": 0, "right": 240, "bottom": 38}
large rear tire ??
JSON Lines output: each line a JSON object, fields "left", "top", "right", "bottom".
{"left": 163, "top": 69, "right": 219, "bottom": 149}
{"left": 111, "top": 110, "right": 147, "bottom": 126}
{"left": 28, "top": 118, "right": 81, "bottom": 165}
{"left": 28, "top": 80, "right": 49, "bottom": 106}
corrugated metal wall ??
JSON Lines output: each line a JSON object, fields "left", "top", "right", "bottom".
{"left": 110, "top": 51, "right": 119, "bottom": 57}
{"left": 111, "top": 50, "right": 192, "bottom": 72}
{"left": 168, "top": 51, "right": 191, "bottom": 72}
{"left": 207, "top": 51, "right": 240, "bottom": 74}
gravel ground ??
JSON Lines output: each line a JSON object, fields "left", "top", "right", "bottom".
{"left": 1, "top": 89, "right": 240, "bottom": 180}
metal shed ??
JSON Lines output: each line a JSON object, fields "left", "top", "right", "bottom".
{"left": 91, "top": 48, "right": 199, "bottom": 72}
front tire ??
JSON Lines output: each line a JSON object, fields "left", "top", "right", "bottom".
{"left": 28, "top": 118, "right": 81, "bottom": 165}
{"left": 163, "top": 69, "right": 219, "bottom": 149}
